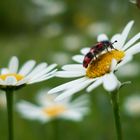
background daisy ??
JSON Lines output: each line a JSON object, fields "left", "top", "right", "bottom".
{"left": 17, "top": 89, "right": 90, "bottom": 123}
{"left": 0, "top": 56, "right": 57, "bottom": 90}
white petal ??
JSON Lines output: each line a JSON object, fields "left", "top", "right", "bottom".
{"left": 28, "top": 67, "right": 56, "bottom": 82}
{"left": 17, "top": 101, "right": 43, "bottom": 120}
{"left": 0, "top": 79, "right": 6, "bottom": 85}
{"left": 71, "top": 95, "right": 89, "bottom": 107}
{"left": 119, "top": 21, "right": 134, "bottom": 48}
{"left": 19, "top": 60, "right": 36, "bottom": 76}
{"left": 48, "top": 77, "right": 87, "bottom": 94}
{"left": 72, "top": 55, "right": 84, "bottom": 63}
{"left": 110, "top": 59, "right": 117, "bottom": 72}
{"left": 86, "top": 78, "right": 102, "bottom": 92}
{"left": 16, "top": 78, "right": 28, "bottom": 86}
{"left": 80, "top": 47, "right": 90, "bottom": 55}
{"left": 116, "top": 56, "right": 133, "bottom": 69}
{"left": 5, "top": 76, "right": 17, "bottom": 85}
{"left": 55, "top": 79, "right": 94, "bottom": 101}
{"left": 43, "top": 64, "right": 57, "bottom": 73}
{"left": 103, "top": 73, "right": 119, "bottom": 92}
{"left": 26, "top": 63, "right": 47, "bottom": 78}
{"left": 111, "top": 34, "right": 122, "bottom": 49}
{"left": 27, "top": 75, "right": 54, "bottom": 84}
{"left": 1, "top": 68, "right": 10, "bottom": 74}
{"left": 97, "top": 34, "right": 109, "bottom": 42}
{"left": 125, "top": 42, "right": 140, "bottom": 56}
{"left": 122, "top": 33, "right": 140, "bottom": 50}
{"left": 60, "top": 110, "right": 84, "bottom": 121}
{"left": 130, "top": 0, "right": 137, "bottom": 4}
{"left": 62, "top": 64, "right": 84, "bottom": 71}
{"left": 8, "top": 56, "right": 19, "bottom": 73}
{"left": 55, "top": 71, "right": 85, "bottom": 78}
{"left": 72, "top": 94, "right": 89, "bottom": 104}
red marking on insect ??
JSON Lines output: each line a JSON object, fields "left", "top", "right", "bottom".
{"left": 83, "top": 40, "right": 117, "bottom": 68}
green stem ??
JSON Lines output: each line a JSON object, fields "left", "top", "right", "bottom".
{"left": 52, "top": 119, "right": 59, "bottom": 140}
{"left": 6, "top": 89, "right": 14, "bottom": 140}
{"left": 111, "top": 90, "right": 122, "bottom": 140}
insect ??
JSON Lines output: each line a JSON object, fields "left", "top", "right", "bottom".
{"left": 83, "top": 40, "right": 117, "bottom": 68}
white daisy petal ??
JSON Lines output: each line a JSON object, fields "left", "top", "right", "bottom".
{"left": 71, "top": 94, "right": 89, "bottom": 104}
{"left": 28, "top": 69, "right": 57, "bottom": 83}
{"left": 19, "top": 60, "right": 36, "bottom": 76}
{"left": 119, "top": 20, "right": 134, "bottom": 48}
{"left": 103, "top": 73, "right": 119, "bottom": 92}
{"left": 5, "top": 76, "right": 17, "bottom": 85}
{"left": 122, "top": 33, "right": 140, "bottom": 50}
{"left": 48, "top": 77, "right": 88, "bottom": 94}
{"left": 72, "top": 55, "right": 84, "bottom": 63}
{"left": 62, "top": 64, "right": 84, "bottom": 71}
{"left": 117, "top": 56, "right": 133, "bottom": 69}
{"left": 110, "top": 59, "right": 117, "bottom": 71}
{"left": 55, "top": 71, "right": 85, "bottom": 78}
{"left": 1, "top": 68, "right": 10, "bottom": 74}
{"left": 60, "top": 110, "right": 83, "bottom": 121}
{"left": 80, "top": 47, "right": 90, "bottom": 55}
{"left": 0, "top": 79, "right": 6, "bottom": 85}
{"left": 97, "top": 34, "right": 109, "bottom": 42}
{"left": 86, "top": 78, "right": 102, "bottom": 92}
{"left": 55, "top": 79, "right": 94, "bottom": 101}
{"left": 16, "top": 78, "right": 28, "bottom": 86}
{"left": 26, "top": 63, "right": 47, "bottom": 78}
{"left": 17, "top": 101, "right": 43, "bottom": 120}
{"left": 8, "top": 56, "right": 19, "bottom": 73}
{"left": 125, "top": 42, "right": 140, "bottom": 56}
{"left": 111, "top": 34, "right": 122, "bottom": 49}
{"left": 28, "top": 68, "right": 56, "bottom": 82}
{"left": 27, "top": 75, "right": 54, "bottom": 84}
{"left": 44, "top": 64, "right": 57, "bottom": 73}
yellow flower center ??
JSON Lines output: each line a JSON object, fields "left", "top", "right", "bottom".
{"left": 43, "top": 105, "right": 66, "bottom": 117}
{"left": 0, "top": 74, "right": 24, "bottom": 81}
{"left": 86, "top": 50, "right": 125, "bottom": 78}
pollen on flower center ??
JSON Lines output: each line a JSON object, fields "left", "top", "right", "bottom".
{"left": 0, "top": 74, "right": 24, "bottom": 81}
{"left": 86, "top": 50, "right": 125, "bottom": 78}
{"left": 43, "top": 105, "right": 66, "bottom": 117}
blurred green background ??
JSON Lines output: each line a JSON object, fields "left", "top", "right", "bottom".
{"left": 0, "top": 0, "right": 140, "bottom": 140}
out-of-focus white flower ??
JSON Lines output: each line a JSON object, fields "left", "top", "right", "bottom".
{"left": 86, "top": 22, "right": 111, "bottom": 37}
{"left": 41, "top": 23, "right": 63, "bottom": 38}
{"left": 124, "top": 94, "right": 140, "bottom": 116}
{"left": 0, "top": 92, "right": 6, "bottom": 109}
{"left": 32, "top": 0, "right": 66, "bottom": 16}
{"left": 0, "top": 56, "right": 57, "bottom": 90}
{"left": 17, "top": 89, "right": 90, "bottom": 123}
{"left": 52, "top": 52, "right": 70, "bottom": 65}
{"left": 63, "top": 35, "right": 84, "bottom": 51}
{"left": 49, "top": 21, "right": 140, "bottom": 101}
{"left": 130, "top": 0, "right": 137, "bottom": 4}
{"left": 117, "top": 62, "right": 140, "bottom": 77}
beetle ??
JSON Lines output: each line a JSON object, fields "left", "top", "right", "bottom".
{"left": 83, "top": 40, "right": 117, "bottom": 68}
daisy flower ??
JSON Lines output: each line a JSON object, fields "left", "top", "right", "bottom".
{"left": 48, "top": 20, "right": 140, "bottom": 100}
{"left": 124, "top": 94, "right": 140, "bottom": 116}
{"left": 17, "top": 89, "right": 89, "bottom": 123}
{"left": 0, "top": 56, "right": 57, "bottom": 90}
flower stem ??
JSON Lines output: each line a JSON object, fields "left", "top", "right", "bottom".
{"left": 52, "top": 119, "right": 59, "bottom": 140}
{"left": 6, "top": 89, "right": 14, "bottom": 140}
{"left": 111, "top": 90, "right": 122, "bottom": 140}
